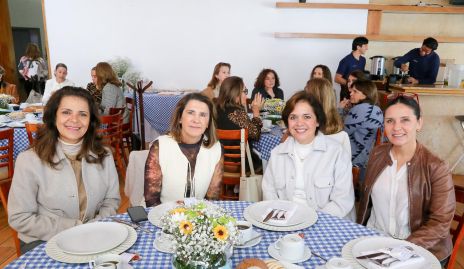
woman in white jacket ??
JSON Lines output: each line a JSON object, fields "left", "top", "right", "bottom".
{"left": 8, "top": 86, "right": 120, "bottom": 254}
{"left": 262, "top": 91, "right": 354, "bottom": 219}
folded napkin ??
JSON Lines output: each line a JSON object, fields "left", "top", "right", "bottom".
{"left": 261, "top": 202, "right": 298, "bottom": 225}
{"left": 360, "top": 245, "right": 424, "bottom": 269}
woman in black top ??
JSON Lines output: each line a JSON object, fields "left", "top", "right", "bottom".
{"left": 251, "top": 69, "right": 284, "bottom": 100}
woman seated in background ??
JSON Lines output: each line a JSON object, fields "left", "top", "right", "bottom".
{"left": 144, "top": 93, "right": 223, "bottom": 207}
{"left": 8, "top": 86, "right": 120, "bottom": 254}
{"left": 95, "top": 62, "right": 128, "bottom": 123}
{"left": 0, "top": 65, "right": 19, "bottom": 103}
{"left": 305, "top": 78, "right": 351, "bottom": 155}
{"left": 86, "top": 66, "right": 102, "bottom": 105}
{"left": 339, "top": 69, "right": 367, "bottom": 113}
{"left": 344, "top": 80, "right": 383, "bottom": 172}
{"left": 357, "top": 96, "right": 455, "bottom": 264}
{"left": 216, "top": 76, "right": 264, "bottom": 140}
{"left": 310, "top": 64, "right": 333, "bottom": 83}
{"left": 42, "top": 63, "right": 74, "bottom": 104}
{"left": 201, "top": 62, "right": 231, "bottom": 100}
{"left": 262, "top": 91, "right": 354, "bottom": 219}
{"left": 251, "top": 69, "right": 284, "bottom": 100}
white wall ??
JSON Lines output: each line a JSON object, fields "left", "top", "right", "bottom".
{"left": 43, "top": 0, "right": 368, "bottom": 97}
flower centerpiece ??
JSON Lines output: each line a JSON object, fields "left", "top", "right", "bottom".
{"left": 109, "top": 57, "right": 131, "bottom": 78}
{"left": 160, "top": 200, "right": 238, "bottom": 269}
{"left": 0, "top": 94, "right": 15, "bottom": 109}
{"left": 263, "top": 98, "right": 285, "bottom": 124}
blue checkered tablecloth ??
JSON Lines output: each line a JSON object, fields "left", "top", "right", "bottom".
{"left": 136, "top": 93, "right": 183, "bottom": 134}
{"left": 0, "top": 127, "right": 30, "bottom": 160}
{"left": 252, "top": 127, "right": 283, "bottom": 161}
{"left": 5, "top": 201, "right": 379, "bottom": 268}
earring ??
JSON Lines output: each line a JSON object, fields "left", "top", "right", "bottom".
{"left": 203, "top": 134, "right": 209, "bottom": 143}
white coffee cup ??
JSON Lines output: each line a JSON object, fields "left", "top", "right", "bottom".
{"left": 89, "top": 254, "right": 121, "bottom": 269}
{"left": 274, "top": 234, "right": 305, "bottom": 261}
{"left": 156, "top": 230, "right": 174, "bottom": 243}
{"left": 325, "top": 257, "right": 352, "bottom": 269}
{"left": 236, "top": 221, "right": 253, "bottom": 244}
{"left": 262, "top": 119, "right": 272, "bottom": 128}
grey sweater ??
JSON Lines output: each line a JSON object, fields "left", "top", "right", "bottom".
{"left": 101, "top": 83, "right": 129, "bottom": 123}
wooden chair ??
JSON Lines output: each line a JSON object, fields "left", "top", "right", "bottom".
{"left": 452, "top": 185, "right": 464, "bottom": 244}
{"left": 449, "top": 215, "right": 464, "bottom": 269}
{"left": 216, "top": 129, "right": 248, "bottom": 200}
{"left": 109, "top": 107, "right": 128, "bottom": 164}
{"left": 0, "top": 128, "right": 21, "bottom": 257}
{"left": 98, "top": 112, "right": 126, "bottom": 180}
{"left": 24, "top": 122, "right": 43, "bottom": 146}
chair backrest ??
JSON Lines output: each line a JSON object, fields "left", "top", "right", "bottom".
{"left": 125, "top": 97, "right": 134, "bottom": 131}
{"left": 98, "top": 112, "right": 123, "bottom": 146}
{"left": 449, "top": 203, "right": 464, "bottom": 269}
{"left": 24, "top": 122, "right": 43, "bottom": 146}
{"left": 452, "top": 185, "right": 464, "bottom": 243}
{"left": 0, "top": 128, "right": 14, "bottom": 182}
{"left": 124, "top": 150, "right": 149, "bottom": 207}
{"left": 216, "top": 129, "right": 249, "bottom": 167}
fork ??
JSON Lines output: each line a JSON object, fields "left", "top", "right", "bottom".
{"left": 271, "top": 210, "right": 287, "bottom": 220}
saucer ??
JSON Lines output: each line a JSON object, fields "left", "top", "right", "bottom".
{"left": 153, "top": 238, "right": 175, "bottom": 254}
{"left": 235, "top": 231, "right": 262, "bottom": 249}
{"left": 267, "top": 243, "right": 311, "bottom": 264}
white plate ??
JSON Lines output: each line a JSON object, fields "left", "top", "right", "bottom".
{"left": 268, "top": 243, "right": 311, "bottom": 264}
{"left": 6, "top": 121, "right": 24, "bottom": 128}
{"left": 46, "top": 225, "right": 137, "bottom": 264}
{"left": 262, "top": 127, "right": 271, "bottom": 133}
{"left": 341, "top": 236, "right": 440, "bottom": 269}
{"left": 153, "top": 237, "right": 175, "bottom": 253}
{"left": 234, "top": 231, "right": 262, "bottom": 249}
{"left": 148, "top": 201, "right": 178, "bottom": 228}
{"left": 55, "top": 222, "right": 129, "bottom": 255}
{"left": 248, "top": 200, "right": 310, "bottom": 227}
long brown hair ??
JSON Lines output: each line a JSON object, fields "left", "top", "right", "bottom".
{"left": 25, "top": 43, "right": 41, "bottom": 60}
{"left": 310, "top": 64, "right": 332, "bottom": 84}
{"left": 305, "top": 78, "right": 343, "bottom": 134}
{"left": 169, "top": 93, "right": 218, "bottom": 148}
{"left": 216, "top": 76, "right": 245, "bottom": 111}
{"left": 35, "top": 86, "right": 107, "bottom": 169}
{"left": 207, "top": 62, "right": 231, "bottom": 89}
{"left": 95, "top": 62, "right": 122, "bottom": 89}
{"left": 254, "top": 68, "right": 280, "bottom": 89}
{"left": 351, "top": 80, "right": 378, "bottom": 105}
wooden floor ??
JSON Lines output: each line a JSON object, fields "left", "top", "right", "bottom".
{"left": 0, "top": 178, "right": 463, "bottom": 268}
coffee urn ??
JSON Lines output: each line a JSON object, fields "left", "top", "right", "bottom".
{"left": 369, "top": 56, "right": 386, "bottom": 80}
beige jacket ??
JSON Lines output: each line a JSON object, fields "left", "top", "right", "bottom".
{"left": 8, "top": 145, "right": 120, "bottom": 243}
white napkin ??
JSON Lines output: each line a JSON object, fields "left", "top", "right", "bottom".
{"left": 361, "top": 245, "right": 424, "bottom": 269}
{"left": 261, "top": 202, "right": 298, "bottom": 225}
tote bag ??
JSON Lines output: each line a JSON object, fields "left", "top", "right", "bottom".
{"left": 239, "top": 129, "right": 263, "bottom": 202}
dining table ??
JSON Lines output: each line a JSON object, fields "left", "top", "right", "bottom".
{"left": 252, "top": 126, "right": 284, "bottom": 161}
{"left": 0, "top": 124, "right": 32, "bottom": 160}
{"left": 5, "top": 201, "right": 380, "bottom": 269}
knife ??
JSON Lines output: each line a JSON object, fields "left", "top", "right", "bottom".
{"left": 262, "top": 209, "right": 276, "bottom": 222}
{"left": 355, "top": 252, "right": 388, "bottom": 259}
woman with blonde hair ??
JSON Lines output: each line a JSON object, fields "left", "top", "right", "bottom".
{"left": 201, "top": 62, "right": 231, "bottom": 100}
{"left": 304, "top": 78, "right": 350, "bottom": 155}
{"left": 144, "top": 93, "right": 223, "bottom": 207}
{"left": 95, "top": 62, "right": 128, "bottom": 122}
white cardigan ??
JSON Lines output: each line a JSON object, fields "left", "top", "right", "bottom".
{"left": 262, "top": 133, "right": 354, "bottom": 219}
{"left": 8, "top": 145, "right": 120, "bottom": 243}
{"left": 42, "top": 78, "right": 74, "bottom": 104}
{"left": 158, "top": 135, "right": 222, "bottom": 203}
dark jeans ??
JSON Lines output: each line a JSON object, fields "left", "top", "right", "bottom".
{"left": 20, "top": 239, "right": 45, "bottom": 255}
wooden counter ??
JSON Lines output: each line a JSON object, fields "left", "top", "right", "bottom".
{"left": 378, "top": 86, "right": 464, "bottom": 175}
{"left": 389, "top": 84, "right": 464, "bottom": 96}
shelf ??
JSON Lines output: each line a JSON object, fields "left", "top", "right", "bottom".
{"left": 274, "top": 33, "right": 464, "bottom": 43}
{"left": 275, "top": 2, "right": 464, "bottom": 14}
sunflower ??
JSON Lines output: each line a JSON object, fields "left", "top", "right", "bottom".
{"left": 179, "top": 220, "right": 193, "bottom": 235}
{"left": 213, "top": 225, "right": 229, "bottom": 241}
{"left": 170, "top": 208, "right": 187, "bottom": 215}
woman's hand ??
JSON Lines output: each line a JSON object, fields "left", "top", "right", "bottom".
{"left": 339, "top": 98, "right": 350, "bottom": 109}
{"left": 251, "top": 93, "right": 264, "bottom": 117}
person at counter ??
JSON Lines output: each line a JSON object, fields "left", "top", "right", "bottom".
{"left": 394, "top": 37, "right": 440, "bottom": 85}
{"left": 335, "top": 36, "right": 369, "bottom": 101}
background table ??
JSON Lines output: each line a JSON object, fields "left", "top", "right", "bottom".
{"left": 5, "top": 201, "right": 379, "bottom": 268}
{"left": 138, "top": 93, "right": 183, "bottom": 134}
{"left": 252, "top": 127, "right": 283, "bottom": 161}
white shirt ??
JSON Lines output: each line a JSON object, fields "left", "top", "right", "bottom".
{"left": 292, "top": 141, "right": 313, "bottom": 205}
{"left": 367, "top": 151, "right": 411, "bottom": 239}
{"left": 42, "top": 79, "right": 74, "bottom": 104}
{"left": 327, "top": 131, "right": 351, "bottom": 157}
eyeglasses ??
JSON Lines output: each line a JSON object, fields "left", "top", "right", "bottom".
{"left": 243, "top": 88, "right": 249, "bottom": 95}
{"left": 385, "top": 92, "right": 420, "bottom": 105}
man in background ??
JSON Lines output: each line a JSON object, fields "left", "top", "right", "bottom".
{"left": 394, "top": 37, "right": 440, "bottom": 85}
{"left": 335, "top": 36, "right": 369, "bottom": 101}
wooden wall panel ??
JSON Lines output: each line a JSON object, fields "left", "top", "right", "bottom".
{"left": 0, "top": 0, "right": 18, "bottom": 86}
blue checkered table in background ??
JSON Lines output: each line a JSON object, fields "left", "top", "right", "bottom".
{"left": 5, "top": 201, "right": 379, "bottom": 268}
{"left": 0, "top": 127, "right": 29, "bottom": 160}
{"left": 137, "top": 93, "right": 183, "bottom": 134}
{"left": 252, "top": 126, "right": 283, "bottom": 161}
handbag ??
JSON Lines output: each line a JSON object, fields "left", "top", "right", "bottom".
{"left": 239, "top": 129, "right": 263, "bottom": 202}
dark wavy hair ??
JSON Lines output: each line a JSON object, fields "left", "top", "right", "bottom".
{"left": 254, "top": 69, "right": 280, "bottom": 89}
{"left": 310, "top": 64, "right": 333, "bottom": 84}
{"left": 282, "top": 91, "right": 326, "bottom": 135}
{"left": 169, "top": 93, "right": 218, "bottom": 148}
{"left": 35, "top": 86, "right": 107, "bottom": 169}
